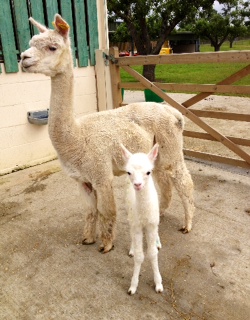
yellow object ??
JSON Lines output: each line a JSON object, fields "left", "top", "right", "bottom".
{"left": 160, "top": 47, "right": 172, "bottom": 55}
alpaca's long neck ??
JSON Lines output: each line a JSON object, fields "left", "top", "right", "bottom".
{"left": 48, "top": 65, "right": 79, "bottom": 149}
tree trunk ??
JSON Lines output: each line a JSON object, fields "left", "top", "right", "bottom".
{"left": 143, "top": 65, "right": 156, "bottom": 82}
{"left": 214, "top": 45, "right": 221, "bottom": 51}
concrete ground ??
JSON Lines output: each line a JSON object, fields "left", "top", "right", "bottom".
{"left": 0, "top": 157, "right": 249, "bottom": 320}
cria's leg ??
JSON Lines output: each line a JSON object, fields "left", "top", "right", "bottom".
{"left": 128, "top": 227, "right": 144, "bottom": 295}
{"left": 79, "top": 182, "right": 97, "bottom": 245}
{"left": 153, "top": 168, "right": 173, "bottom": 216}
{"left": 170, "top": 162, "right": 195, "bottom": 233}
{"left": 129, "top": 228, "right": 134, "bottom": 257}
{"left": 156, "top": 235, "right": 162, "bottom": 250}
{"left": 96, "top": 182, "right": 116, "bottom": 253}
{"left": 145, "top": 225, "right": 163, "bottom": 293}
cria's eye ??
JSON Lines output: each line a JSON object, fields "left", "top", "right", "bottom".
{"left": 127, "top": 172, "right": 131, "bottom": 175}
{"left": 49, "top": 46, "right": 57, "bottom": 51}
{"left": 146, "top": 171, "right": 151, "bottom": 175}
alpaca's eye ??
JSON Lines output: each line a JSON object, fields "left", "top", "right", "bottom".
{"left": 146, "top": 171, "right": 151, "bottom": 175}
{"left": 49, "top": 46, "right": 57, "bottom": 51}
{"left": 127, "top": 172, "right": 131, "bottom": 175}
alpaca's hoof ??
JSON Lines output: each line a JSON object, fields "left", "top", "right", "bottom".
{"left": 179, "top": 227, "right": 191, "bottom": 234}
{"left": 160, "top": 210, "right": 166, "bottom": 217}
{"left": 128, "top": 249, "right": 134, "bottom": 257}
{"left": 82, "top": 238, "right": 95, "bottom": 245}
{"left": 98, "top": 244, "right": 114, "bottom": 253}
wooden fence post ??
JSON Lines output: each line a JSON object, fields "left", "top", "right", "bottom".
{"left": 109, "top": 47, "right": 122, "bottom": 108}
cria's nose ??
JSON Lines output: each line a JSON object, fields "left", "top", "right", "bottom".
{"left": 134, "top": 183, "right": 141, "bottom": 187}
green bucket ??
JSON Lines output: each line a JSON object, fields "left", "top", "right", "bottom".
{"left": 144, "top": 89, "right": 165, "bottom": 102}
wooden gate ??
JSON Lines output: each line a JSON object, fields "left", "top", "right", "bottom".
{"left": 109, "top": 47, "right": 250, "bottom": 169}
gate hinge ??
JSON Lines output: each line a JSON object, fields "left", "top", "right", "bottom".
{"left": 103, "top": 53, "right": 118, "bottom": 66}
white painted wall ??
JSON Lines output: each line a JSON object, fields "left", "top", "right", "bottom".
{"left": 0, "top": 0, "right": 113, "bottom": 175}
{"left": 0, "top": 64, "right": 97, "bottom": 175}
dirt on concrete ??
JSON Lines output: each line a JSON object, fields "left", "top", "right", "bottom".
{"left": 0, "top": 93, "right": 250, "bottom": 320}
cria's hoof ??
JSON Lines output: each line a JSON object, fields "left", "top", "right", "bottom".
{"left": 178, "top": 227, "right": 190, "bottom": 234}
{"left": 98, "top": 244, "right": 114, "bottom": 253}
{"left": 82, "top": 239, "right": 95, "bottom": 245}
{"left": 155, "top": 284, "right": 164, "bottom": 293}
{"left": 127, "top": 288, "right": 136, "bottom": 295}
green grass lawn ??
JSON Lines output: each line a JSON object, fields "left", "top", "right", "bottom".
{"left": 120, "top": 40, "right": 250, "bottom": 91}
{"left": 200, "top": 39, "right": 250, "bottom": 52}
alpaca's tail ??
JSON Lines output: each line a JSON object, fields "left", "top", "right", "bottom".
{"left": 163, "top": 104, "right": 184, "bottom": 130}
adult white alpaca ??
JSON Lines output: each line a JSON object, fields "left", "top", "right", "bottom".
{"left": 121, "top": 143, "right": 163, "bottom": 295}
{"left": 20, "top": 14, "right": 194, "bottom": 253}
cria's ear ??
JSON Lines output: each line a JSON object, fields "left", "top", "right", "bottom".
{"left": 53, "top": 14, "right": 70, "bottom": 38}
{"left": 29, "top": 17, "right": 47, "bottom": 33}
{"left": 148, "top": 143, "right": 159, "bottom": 163}
{"left": 120, "top": 144, "right": 132, "bottom": 161}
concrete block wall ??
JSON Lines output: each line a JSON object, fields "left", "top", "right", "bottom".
{"left": 0, "top": 64, "right": 97, "bottom": 175}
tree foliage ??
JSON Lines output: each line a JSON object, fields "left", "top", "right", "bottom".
{"left": 107, "top": 0, "right": 249, "bottom": 80}
{"left": 108, "top": 0, "right": 216, "bottom": 81}
{"left": 188, "top": 0, "right": 250, "bottom": 51}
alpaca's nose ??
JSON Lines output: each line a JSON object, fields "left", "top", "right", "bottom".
{"left": 21, "top": 52, "right": 30, "bottom": 60}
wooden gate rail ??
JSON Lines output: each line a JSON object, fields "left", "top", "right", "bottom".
{"left": 116, "top": 51, "right": 250, "bottom": 66}
{"left": 109, "top": 47, "right": 250, "bottom": 169}
{"left": 182, "top": 64, "right": 250, "bottom": 108}
{"left": 121, "top": 81, "right": 250, "bottom": 95}
{"left": 183, "top": 131, "right": 250, "bottom": 147}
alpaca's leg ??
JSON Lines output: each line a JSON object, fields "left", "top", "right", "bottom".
{"left": 79, "top": 182, "right": 98, "bottom": 245}
{"left": 96, "top": 182, "right": 116, "bottom": 253}
{"left": 154, "top": 169, "right": 173, "bottom": 216}
{"left": 170, "top": 162, "right": 195, "bottom": 233}
{"left": 145, "top": 225, "right": 163, "bottom": 293}
{"left": 128, "top": 227, "right": 144, "bottom": 295}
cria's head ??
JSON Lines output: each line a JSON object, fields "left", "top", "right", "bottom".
{"left": 120, "top": 144, "right": 159, "bottom": 191}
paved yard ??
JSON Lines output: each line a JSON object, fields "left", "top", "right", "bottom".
{"left": 0, "top": 158, "right": 249, "bottom": 320}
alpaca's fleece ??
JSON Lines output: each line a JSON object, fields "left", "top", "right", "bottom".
{"left": 20, "top": 14, "right": 194, "bottom": 253}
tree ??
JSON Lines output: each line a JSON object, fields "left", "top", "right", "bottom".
{"left": 193, "top": 10, "right": 230, "bottom": 51}
{"left": 228, "top": 20, "right": 248, "bottom": 48}
{"left": 190, "top": 0, "right": 250, "bottom": 51}
{"left": 108, "top": 0, "right": 216, "bottom": 81}
{"left": 226, "top": 1, "right": 250, "bottom": 47}
{"left": 109, "top": 22, "right": 131, "bottom": 43}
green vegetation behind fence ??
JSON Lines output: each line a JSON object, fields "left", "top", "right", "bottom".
{"left": 120, "top": 41, "right": 250, "bottom": 94}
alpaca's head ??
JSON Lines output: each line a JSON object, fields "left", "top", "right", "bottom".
{"left": 20, "top": 14, "right": 72, "bottom": 77}
{"left": 121, "top": 144, "right": 159, "bottom": 191}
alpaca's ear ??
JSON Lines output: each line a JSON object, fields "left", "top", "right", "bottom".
{"left": 120, "top": 144, "right": 132, "bottom": 161}
{"left": 29, "top": 17, "right": 47, "bottom": 33}
{"left": 148, "top": 143, "right": 159, "bottom": 163}
{"left": 53, "top": 14, "right": 70, "bottom": 38}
